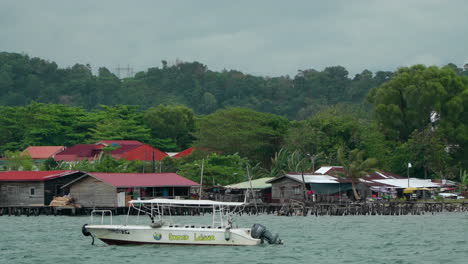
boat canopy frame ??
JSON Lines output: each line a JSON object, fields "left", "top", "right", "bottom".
{"left": 124, "top": 199, "right": 245, "bottom": 228}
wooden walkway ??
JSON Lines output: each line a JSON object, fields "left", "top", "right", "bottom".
{"left": 1, "top": 202, "right": 467, "bottom": 217}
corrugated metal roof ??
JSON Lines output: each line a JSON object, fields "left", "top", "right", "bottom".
{"left": 315, "top": 166, "right": 343, "bottom": 174}
{"left": 268, "top": 168, "right": 443, "bottom": 189}
{"left": 110, "top": 144, "right": 142, "bottom": 156}
{"left": 0, "top": 170, "right": 79, "bottom": 181}
{"left": 22, "top": 146, "right": 65, "bottom": 159}
{"left": 54, "top": 143, "right": 167, "bottom": 162}
{"left": 225, "top": 177, "right": 274, "bottom": 189}
{"left": 54, "top": 144, "right": 101, "bottom": 161}
{"left": 121, "top": 145, "right": 168, "bottom": 161}
{"left": 88, "top": 172, "right": 200, "bottom": 187}
{"left": 271, "top": 174, "right": 343, "bottom": 184}
{"left": 365, "top": 171, "right": 403, "bottom": 180}
{"left": 373, "top": 178, "right": 441, "bottom": 188}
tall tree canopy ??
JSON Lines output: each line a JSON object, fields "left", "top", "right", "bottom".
{"left": 143, "top": 105, "right": 195, "bottom": 150}
{"left": 195, "top": 107, "right": 289, "bottom": 166}
{"left": 368, "top": 65, "right": 468, "bottom": 141}
{"left": 284, "top": 105, "right": 391, "bottom": 169}
{"left": 88, "top": 105, "right": 151, "bottom": 143}
{"left": 369, "top": 65, "right": 468, "bottom": 168}
{"left": 0, "top": 102, "right": 91, "bottom": 151}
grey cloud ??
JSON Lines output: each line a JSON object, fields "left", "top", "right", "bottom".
{"left": 0, "top": 0, "right": 467, "bottom": 77}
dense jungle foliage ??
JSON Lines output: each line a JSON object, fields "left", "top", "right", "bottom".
{"left": 0, "top": 52, "right": 395, "bottom": 118}
{"left": 1, "top": 52, "right": 468, "bottom": 184}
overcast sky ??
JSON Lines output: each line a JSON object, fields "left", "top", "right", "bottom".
{"left": 1, "top": 0, "right": 467, "bottom": 77}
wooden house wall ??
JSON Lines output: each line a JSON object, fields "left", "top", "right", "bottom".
{"left": 43, "top": 172, "right": 85, "bottom": 205}
{"left": 0, "top": 182, "right": 45, "bottom": 206}
{"left": 271, "top": 178, "right": 305, "bottom": 203}
{"left": 69, "top": 177, "right": 118, "bottom": 208}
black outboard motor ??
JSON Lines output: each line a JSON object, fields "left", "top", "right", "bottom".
{"left": 82, "top": 224, "right": 95, "bottom": 245}
{"left": 251, "top": 224, "right": 283, "bottom": 244}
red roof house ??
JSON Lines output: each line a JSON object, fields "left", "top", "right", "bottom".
{"left": 64, "top": 172, "right": 200, "bottom": 207}
{"left": 54, "top": 140, "right": 168, "bottom": 162}
{"left": 22, "top": 146, "right": 66, "bottom": 160}
{"left": 85, "top": 172, "right": 199, "bottom": 187}
{"left": 120, "top": 144, "right": 168, "bottom": 161}
{"left": 54, "top": 144, "right": 102, "bottom": 161}
{"left": 0, "top": 170, "right": 79, "bottom": 181}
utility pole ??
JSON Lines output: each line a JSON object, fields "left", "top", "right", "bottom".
{"left": 301, "top": 169, "right": 307, "bottom": 201}
{"left": 298, "top": 156, "right": 308, "bottom": 201}
{"left": 246, "top": 164, "right": 258, "bottom": 213}
{"left": 407, "top": 162, "right": 412, "bottom": 188}
{"left": 199, "top": 159, "right": 204, "bottom": 200}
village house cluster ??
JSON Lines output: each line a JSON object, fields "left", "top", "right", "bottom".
{"left": 0, "top": 166, "right": 458, "bottom": 209}
{"left": 18, "top": 140, "right": 194, "bottom": 164}
{"left": 0, "top": 140, "right": 462, "bottom": 210}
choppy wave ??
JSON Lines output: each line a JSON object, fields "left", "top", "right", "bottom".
{"left": 0, "top": 213, "right": 467, "bottom": 264}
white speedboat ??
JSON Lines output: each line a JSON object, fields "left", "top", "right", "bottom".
{"left": 82, "top": 198, "right": 282, "bottom": 246}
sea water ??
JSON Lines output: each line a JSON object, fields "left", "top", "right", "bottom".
{"left": 0, "top": 213, "right": 467, "bottom": 264}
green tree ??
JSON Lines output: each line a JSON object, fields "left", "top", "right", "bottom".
{"left": 177, "top": 153, "right": 247, "bottom": 185}
{"left": 41, "top": 157, "right": 59, "bottom": 171}
{"left": 200, "top": 92, "right": 218, "bottom": 114}
{"left": 285, "top": 121, "right": 326, "bottom": 155}
{"left": 368, "top": 65, "right": 468, "bottom": 142}
{"left": 58, "top": 151, "right": 131, "bottom": 173}
{"left": 407, "top": 127, "right": 451, "bottom": 179}
{"left": 0, "top": 103, "right": 92, "bottom": 151}
{"left": 3, "top": 151, "right": 33, "bottom": 171}
{"left": 195, "top": 107, "right": 289, "bottom": 166}
{"left": 160, "top": 156, "right": 178, "bottom": 172}
{"left": 89, "top": 105, "right": 151, "bottom": 143}
{"left": 143, "top": 105, "right": 195, "bottom": 150}
{"left": 336, "top": 147, "right": 378, "bottom": 200}
{"left": 459, "top": 170, "right": 468, "bottom": 193}
{"left": 269, "top": 148, "right": 292, "bottom": 177}
{"left": 285, "top": 106, "right": 381, "bottom": 165}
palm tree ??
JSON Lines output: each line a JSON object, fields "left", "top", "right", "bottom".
{"left": 269, "top": 149, "right": 312, "bottom": 177}
{"left": 337, "top": 147, "right": 378, "bottom": 200}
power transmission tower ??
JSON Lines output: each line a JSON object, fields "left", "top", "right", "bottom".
{"left": 113, "top": 64, "right": 134, "bottom": 78}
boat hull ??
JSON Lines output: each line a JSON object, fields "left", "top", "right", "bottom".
{"left": 85, "top": 225, "right": 262, "bottom": 246}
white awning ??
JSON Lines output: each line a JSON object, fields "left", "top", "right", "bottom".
{"left": 286, "top": 174, "right": 340, "bottom": 183}
{"left": 129, "top": 198, "right": 244, "bottom": 206}
{"left": 373, "top": 178, "right": 441, "bottom": 188}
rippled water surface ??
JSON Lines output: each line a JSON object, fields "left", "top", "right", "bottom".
{"left": 1, "top": 213, "right": 467, "bottom": 264}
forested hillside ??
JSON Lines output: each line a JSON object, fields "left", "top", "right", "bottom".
{"left": 0, "top": 52, "right": 396, "bottom": 119}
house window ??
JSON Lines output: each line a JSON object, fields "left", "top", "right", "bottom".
{"left": 293, "top": 186, "right": 301, "bottom": 195}
{"left": 30, "top": 187, "right": 36, "bottom": 196}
